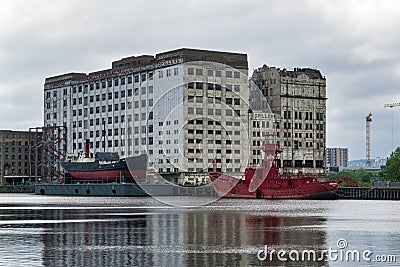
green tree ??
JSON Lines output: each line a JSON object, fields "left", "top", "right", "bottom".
{"left": 327, "top": 168, "right": 374, "bottom": 187}
{"left": 385, "top": 147, "right": 400, "bottom": 182}
{"left": 353, "top": 168, "right": 370, "bottom": 183}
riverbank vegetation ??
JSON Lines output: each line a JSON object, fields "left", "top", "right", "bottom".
{"left": 327, "top": 147, "right": 400, "bottom": 187}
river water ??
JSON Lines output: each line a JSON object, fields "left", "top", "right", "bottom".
{"left": 0, "top": 194, "right": 398, "bottom": 267}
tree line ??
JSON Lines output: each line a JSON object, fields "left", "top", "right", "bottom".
{"left": 327, "top": 147, "right": 400, "bottom": 186}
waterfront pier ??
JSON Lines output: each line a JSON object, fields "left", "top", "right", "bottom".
{"left": 337, "top": 187, "right": 400, "bottom": 200}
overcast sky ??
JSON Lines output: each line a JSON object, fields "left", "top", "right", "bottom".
{"left": 1, "top": 0, "right": 399, "bottom": 160}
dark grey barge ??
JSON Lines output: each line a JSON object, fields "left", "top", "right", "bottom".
{"left": 35, "top": 183, "right": 217, "bottom": 197}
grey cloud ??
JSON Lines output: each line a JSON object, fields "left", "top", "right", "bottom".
{"left": 1, "top": 0, "right": 400, "bottom": 159}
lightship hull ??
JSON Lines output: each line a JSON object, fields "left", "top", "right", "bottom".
{"left": 61, "top": 154, "right": 147, "bottom": 183}
{"left": 210, "top": 172, "right": 338, "bottom": 199}
{"left": 209, "top": 140, "right": 339, "bottom": 200}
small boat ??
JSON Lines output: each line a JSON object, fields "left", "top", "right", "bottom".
{"left": 209, "top": 135, "right": 338, "bottom": 199}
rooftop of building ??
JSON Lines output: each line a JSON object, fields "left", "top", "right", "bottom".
{"left": 156, "top": 48, "right": 247, "bottom": 69}
{"left": 279, "top": 67, "right": 324, "bottom": 79}
{"left": 255, "top": 64, "right": 325, "bottom": 80}
{"left": 0, "top": 130, "right": 36, "bottom": 140}
{"left": 44, "top": 48, "right": 248, "bottom": 88}
{"left": 0, "top": 129, "right": 33, "bottom": 134}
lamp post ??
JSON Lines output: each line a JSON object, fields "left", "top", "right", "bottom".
{"left": 0, "top": 142, "right": 4, "bottom": 185}
{"left": 384, "top": 102, "right": 400, "bottom": 153}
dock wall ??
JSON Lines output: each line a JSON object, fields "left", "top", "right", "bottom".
{"left": 0, "top": 186, "right": 34, "bottom": 193}
{"left": 337, "top": 187, "right": 400, "bottom": 200}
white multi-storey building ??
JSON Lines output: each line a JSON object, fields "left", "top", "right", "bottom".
{"left": 248, "top": 111, "right": 277, "bottom": 166}
{"left": 44, "top": 48, "right": 250, "bottom": 184}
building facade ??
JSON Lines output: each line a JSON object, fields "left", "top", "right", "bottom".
{"left": 44, "top": 48, "right": 250, "bottom": 184}
{"left": 252, "top": 65, "right": 327, "bottom": 177}
{"left": 326, "top": 147, "right": 348, "bottom": 167}
{"left": 0, "top": 130, "right": 34, "bottom": 185}
{"left": 248, "top": 110, "right": 277, "bottom": 166}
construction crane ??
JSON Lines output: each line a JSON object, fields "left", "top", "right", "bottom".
{"left": 365, "top": 112, "right": 372, "bottom": 168}
{"left": 384, "top": 102, "right": 400, "bottom": 108}
{"left": 384, "top": 102, "right": 400, "bottom": 152}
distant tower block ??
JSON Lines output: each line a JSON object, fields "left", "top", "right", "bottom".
{"left": 365, "top": 113, "right": 372, "bottom": 168}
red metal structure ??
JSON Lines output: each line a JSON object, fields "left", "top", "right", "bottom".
{"left": 29, "top": 126, "right": 67, "bottom": 183}
{"left": 209, "top": 132, "right": 338, "bottom": 199}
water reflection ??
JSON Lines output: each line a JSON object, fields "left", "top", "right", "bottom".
{"left": 3, "top": 197, "right": 399, "bottom": 266}
{"left": 184, "top": 211, "right": 327, "bottom": 266}
{"left": 0, "top": 208, "right": 328, "bottom": 266}
{"left": 26, "top": 208, "right": 183, "bottom": 266}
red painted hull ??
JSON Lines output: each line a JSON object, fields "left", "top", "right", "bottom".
{"left": 67, "top": 170, "right": 146, "bottom": 183}
{"left": 209, "top": 172, "right": 338, "bottom": 199}
{"left": 62, "top": 154, "right": 148, "bottom": 183}
{"left": 208, "top": 138, "right": 338, "bottom": 199}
